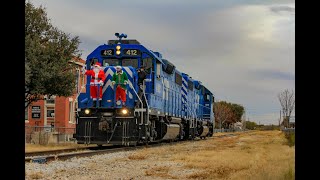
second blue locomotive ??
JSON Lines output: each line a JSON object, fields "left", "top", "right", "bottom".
{"left": 74, "top": 33, "right": 215, "bottom": 146}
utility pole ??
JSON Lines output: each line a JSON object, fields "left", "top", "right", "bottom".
{"left": 279, "top": 110, "right": 281, "bottom": 127}
{"left": 243, "top": 109, "right": 246, "bottom": 131}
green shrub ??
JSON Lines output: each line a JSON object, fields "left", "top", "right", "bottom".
{"left": 284, "top": 132, "right": 295, "bottom": 147}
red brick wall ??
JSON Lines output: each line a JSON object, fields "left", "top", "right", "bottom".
{"left": 25, "top": 58, "right": 86, "bottom": 128}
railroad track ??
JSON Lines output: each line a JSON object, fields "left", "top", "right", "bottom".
{"left": 25, "top": 144, "right": 116, "bottom": 157}
{"left": 25, "top": 141, "right": 184, "bottom": 164}
{"left": 25, "top": 132, "right": 241, "bottom": 164}
{"left": 25, "top": 146, "right": 137, "bottom": 163}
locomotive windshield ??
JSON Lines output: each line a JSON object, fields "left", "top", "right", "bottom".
{"left": 103, "top": 59, "right": 119, "bottom": 66}
{"left": 102, "top": 58, "right": 138, "bottom": 68}
{"left": 122, "top": 59, "right": 138, "bottom": 68}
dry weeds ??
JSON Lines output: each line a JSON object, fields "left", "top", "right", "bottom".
{"left": 26, "top": 131, "right": 294, "bottom": 180}
{"left": 128, "top": 153, "right": 148, "bottom": 160}
{"left": 145, "top": 166, "right": 178, "bottom": 179}
{"left": 133, "top": 130, "right": 295, "bottom": 180}
{"left": 27, "top": 172, "right": 44, "bottom": 179}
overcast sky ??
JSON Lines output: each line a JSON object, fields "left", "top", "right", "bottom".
{"left": 30, "top": 0, "right": 295, "bottom": 125}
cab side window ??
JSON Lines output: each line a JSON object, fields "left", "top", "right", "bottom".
{"left": 156, "top": 62, "right": 161, "bottom": 79}
{"left": 205, "top": 93, "right": 211, "bottom": 101}
{"left": 142, "top": 57, "right": 153, "bottom": 74}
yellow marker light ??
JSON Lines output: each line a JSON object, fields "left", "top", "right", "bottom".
{"left": 116, "top": 50, "right": 121, "bottom": 55}
{"left": 84, "top": 109, "right": 90, "bottom": 115}
{"left": 116, "top": 45, "right": 121, "bottom": 50}
{"left": 122, "top": 109, "right": 128, "bottom": 115}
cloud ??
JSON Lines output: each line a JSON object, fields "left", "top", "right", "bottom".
{"left": 270, "top": 5, "right": 295, "bottom": 14}
{"left": 252, "top": 70, "right": 294, "bottom": 81}
{"left": 30, "top": 0, "right": 295, "bottom": 125}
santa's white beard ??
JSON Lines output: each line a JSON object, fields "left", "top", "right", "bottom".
{"left": 93, "top": 68, "right": 99, "bottom": 73}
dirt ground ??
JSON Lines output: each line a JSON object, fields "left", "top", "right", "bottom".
{"left": 25, "top": 130, "right": 295, "bottom": 180}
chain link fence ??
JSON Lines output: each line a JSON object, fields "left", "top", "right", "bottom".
{"left": 25, "top": 126, "right": 76, "bottom": 145}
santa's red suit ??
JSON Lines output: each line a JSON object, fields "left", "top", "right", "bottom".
{"left": 85, "top": 62, "right": 106, "bottom": 105}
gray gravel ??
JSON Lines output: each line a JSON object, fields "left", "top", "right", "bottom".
{"left": 25, "top": 148, "right": 197, "bottom": 180}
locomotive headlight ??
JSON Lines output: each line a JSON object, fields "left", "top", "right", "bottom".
{"left": 116, "top": 50, "right": 121, "bottom": 55}
{"left": 84, "top": 109, "right": 90, "bottom": 115}
{"left": 122, "top": 109, "right": 128, "bottom": 115}
{"left": 116, "top": 45, "right": 121, "bottom": 50}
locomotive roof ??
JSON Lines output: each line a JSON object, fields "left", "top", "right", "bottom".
{"left": 108, "top": 39, "right": 140, "bottom": 45}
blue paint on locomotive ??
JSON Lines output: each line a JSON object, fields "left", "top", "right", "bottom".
{"left": 77, "top": 37, "right": 215, "bottom": 124}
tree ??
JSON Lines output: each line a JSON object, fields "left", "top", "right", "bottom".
{"left": 25, "top": 2, "right": 81, "bottom": 108}
{"left": 214, "top": 101, "right": 234, "bottom": 129}
{"left": 278, "top": 89, "right": 295, "bottom": 125}
{"left": 213, "top": 101, "right": 245, "bottom": 129}
{"left": 230, "top": 103, "right": 245, "bottom": 122}
{"left": 245, "top": 121, "right": 258, "bottom": 130}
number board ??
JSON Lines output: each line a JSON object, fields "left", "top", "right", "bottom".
{"left": 101, "top": 49, "right": 114, "bottom": 56}
{"left": 123, "top": 49, "right": 141, "bottom": 56}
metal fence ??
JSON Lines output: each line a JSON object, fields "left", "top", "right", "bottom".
{"left": 281, "top": 127, "right": 295, "bottom": 133}
{"left": 25, "top": 126, "right": 76, "bottom": 145}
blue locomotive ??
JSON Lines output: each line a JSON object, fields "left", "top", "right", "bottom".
{"left": 74, "top": 33, "right": 215, "bottom": 146}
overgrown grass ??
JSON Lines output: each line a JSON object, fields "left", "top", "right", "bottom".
{"left": 132, "top": 130, "right": 295, "bottom": 179}
{"left": 145, "top": 166, "right": 177, "bottom": 179}
{"left": 27, "top": 172, "right": 44, "bottom": 179}
{"left": 284, "top": 132, "right": 295, "bottom": 147}
{"left": 128, "top": 153, "right": 148, "bottom": 160}
{"left": 283, "top": 166, "right": 295, "bottom": 180}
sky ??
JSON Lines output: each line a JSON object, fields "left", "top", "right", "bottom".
{"left": 30, "top": 0, "right": 295, "bottom": 125}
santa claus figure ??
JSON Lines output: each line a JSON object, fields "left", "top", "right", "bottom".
{"left": 112, "top": 66, "right": 128, "bottom": 106}
{"left": 84, "top": 62, "right": 106, "bottom": 107}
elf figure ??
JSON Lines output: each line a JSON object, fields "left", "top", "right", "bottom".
{"left": 112, "top": 66, "right": 128, "bottom": 106}
{"left": 84, "top": 62, "right": 106, "bottom": 107}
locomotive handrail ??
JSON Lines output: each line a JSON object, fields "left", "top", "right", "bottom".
{"left": 126, "top": 83, "right": 144, "bottom": 125}
{"left": 197, "top": 103, "right": 211, "bottom": 110}
{"left": 142, "top": 79, "right": 150, "bottom": 111}
{"left": 75, "top": 68, "right": 86, "bottom": 105}
{"left": 141, "top": 79, "right": 151, "bottom": 126}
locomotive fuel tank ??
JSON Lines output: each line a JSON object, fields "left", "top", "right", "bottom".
{"left": 162, "top": 124, "right": 180, "bottom": 140}
{"left": 200, "top": 125, "right": 209, "bottom": 137}
{"left": 169, "top": 117, "right": 182, "bottom": 124}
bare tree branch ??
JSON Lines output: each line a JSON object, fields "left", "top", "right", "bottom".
{"left": 278, "top": 89, "right": 295, "bottom": 121}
